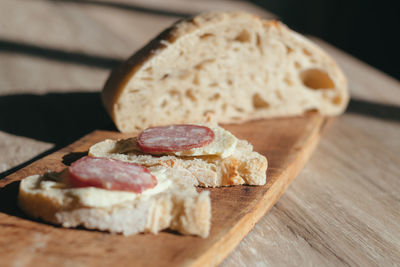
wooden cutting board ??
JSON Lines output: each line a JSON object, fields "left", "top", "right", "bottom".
{"left": 0, "top": 114, "right": 328, "bottom": 266}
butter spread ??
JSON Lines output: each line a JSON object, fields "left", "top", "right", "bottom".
{"left": 23, "top": 167, "right": 172, "bottom": 208}
{"left": 172, "top": 125, "right": 238, "bottom": 158}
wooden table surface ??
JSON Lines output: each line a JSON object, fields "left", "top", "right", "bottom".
{"left": 1, "top": 0, "right": 399, "bottom": 266}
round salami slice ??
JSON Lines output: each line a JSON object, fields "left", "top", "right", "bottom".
{"left": 68, "top": 156, "right": 157, "bottom": 193}
{"left": 137, "top": 124, "right": 215, "bottom": 153}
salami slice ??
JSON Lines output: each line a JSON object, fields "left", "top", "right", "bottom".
{"left": 137, "top": 124, "right": 215, "bottom": 153}
{"left": 68, "top": 156, "right": 157, "bottom": 193}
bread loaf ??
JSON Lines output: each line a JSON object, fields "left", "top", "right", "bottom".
{"left": 102, "top": 11, "right": 348, "bottom": 132}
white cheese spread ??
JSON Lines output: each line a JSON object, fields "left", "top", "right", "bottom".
{"left": 172, "top": 125, "right": 238, "bottom": 158}
{"left": 20, "top": 167, "right": 171, "bottom": 209}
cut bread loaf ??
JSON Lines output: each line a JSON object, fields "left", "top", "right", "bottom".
{"left": 18, "top": 167, "right": 211, "bottom": 237}
{"left": 89, "top": 131, "right": 268, "bottom": 187}
{"left": 102, "top": 11, "right": 349, "bottom": 132}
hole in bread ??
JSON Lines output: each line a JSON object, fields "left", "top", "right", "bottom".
{"left": 129, "top": 89, "right": 140, "bottom": 94}
{"left": 193, "top": 73, "right": 200, "bottom": 85}
{"left": 234, "top": 29, "right": 251, "bottom": 43}
{"left": 275, "top": 90, "right": 283, "bottom": 100}
{"left": 230, "top": 116, "right": 241, "bottom": 120}
{"left": 209, "top": 82, "right": 218, "bottom": 87}
{"left": 284, "top": 75, "right": 293, "bottom": 86}
{"left": 185, "top": 89, "right": 196, "bottom": 102}
{"left": 300, "top": 69, "right": 335, "bottom": 89}
{"left": 194, "top": 59, "right": 215, "bottom": 70}
{"left": 199, "top": 33, "right": 215, "bottom": 40}
{"left": 161, "top": 99, "right": 167, "bottom": 108}
{"left": 302, "top": 48, "right": 312, "bottom": 56}
{"left": 161, "top": 74, "right": 169, "bottom": 80}
{"left": 256, "top": 34, "right": 263, "bottom": 55}
{"left": 295, "top": 61, "right": 301, "bottom": 69}
{"left": 227, "top": 80, "right": 233, "bottom": 86}
{"left": 209, "top": 165, "right": 217, "bottom": 172}
{"left": 209, "top": 93, "right": 220, "bottom": 101}
{"left": 253, "top": 93, "right": 270, "bottom": 109}
{"left": 233, "top": 47, "right": 240, "bottom": 52}
{"left": 285, "top": 45, "right": 294, "bottom": 54}
{"left": 235, "top": 107, "right": 244, "bottom": 113}
{"left": 222, "top": 103, "right": 227, "bottom": 111}
{"left": 332, "top": 95, "right": 342, "bottom": 105}
{"left": 179, "top": 51, "right": 183, "bottom": 56}
{"left": 144, "top": 66, "right": 152, "bottom": 73}
{"left": 168, "top": 89, "right": 180, "bottom": 97}
{"left": 179, "top": 70, "right": 191, "bottom": 80}
{"left": 305, "top": 108, "right": 319, "bottom": 114}
{"left": 194, "top": 63, "right": 202, "bottom": 70}
{"left": 141, "top": 77, "right": 153, "bottom": 81}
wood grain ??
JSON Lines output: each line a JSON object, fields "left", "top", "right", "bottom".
{"left": 0, "top": 114, "right": 327, "bottom": 266}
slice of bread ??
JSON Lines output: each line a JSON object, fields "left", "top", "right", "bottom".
{"left": 18, "top": 167, "right": 211, "bottom": 237}
{"left": 88, "top": 128, "right": 268, "bottom": 187}
{"left": 102, "top": 11, "right": 348, "bottom": 132}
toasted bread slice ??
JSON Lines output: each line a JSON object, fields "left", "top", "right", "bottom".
{"left": 102, "top": 11, "right": 348, "bottom": 132}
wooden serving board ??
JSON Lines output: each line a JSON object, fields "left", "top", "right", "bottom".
{"left": 0, "top": 114, "right": 328, "bottom": 267}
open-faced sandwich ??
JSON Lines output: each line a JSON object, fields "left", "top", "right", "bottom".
{"left": 19, "top": 124, "right": 267, "bottom": 238}
{"left": 18, "top": 11, "right": 348, "bottom": 238}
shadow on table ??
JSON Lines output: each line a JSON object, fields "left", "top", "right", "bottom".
{"left": 0, "top": 181, "right": 26, "bottom": 218}
{"left": 0, "top": 180, "right": 31, "bottom": 222}
{"left": 346, "top": 98, "right": 400, "bottom": 122}
{"left": 0, "top": 39, "right": 122, "bottom": 69}
{"left": 0, "top": 91, "right": 115, "bottom": 145}
{"left": 0, "top": 91, "right": 116, "bottom": 179}
{"left": 0, "top": 180, "right": 70, "bottom": 231}
{"left": 1, "top": 93, "right": 398, "bottom": 180}
{"left": 50, "top": 0, "right": 192, "bottom": 18}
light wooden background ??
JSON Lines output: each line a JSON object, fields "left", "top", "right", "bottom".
{"left": 0, "top": 0, "right": 399, "bottom": 266}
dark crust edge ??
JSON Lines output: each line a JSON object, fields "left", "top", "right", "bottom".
{"left": 101, "top": 18, "right": 190, "bottom": 130}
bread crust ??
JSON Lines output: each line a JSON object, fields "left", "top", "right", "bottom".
{"left": 102, "top": 27, "right": 175, "bottom": 123}
{"left": 102, "top": 11, "right": 348, "bottom": 132}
